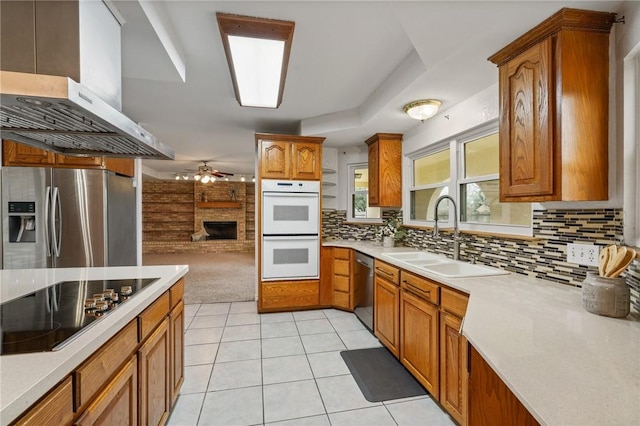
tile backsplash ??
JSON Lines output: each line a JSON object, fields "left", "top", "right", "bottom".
{"left": 322, "top": 208, "right": 639, "bottom": 313}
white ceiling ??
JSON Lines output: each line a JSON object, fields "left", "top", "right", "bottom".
{"left": 113, "top": 1, "right": 623, "bottom": 179}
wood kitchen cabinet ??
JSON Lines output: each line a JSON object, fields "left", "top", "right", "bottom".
{"left": 440, "top": 287, "right": 470, "bottom": 426}
{"left": 400, "top": 271, "right": 440, "bottom": 398}
{"left": 332, "top": 247, "right": 354, "bottom": 310}
{"left": 488, "top": 8, "right": 615, "bottom": 202}
{"left": 2, "top": 140, "right": 135, "bottom": 176}
{"left": 261, "top": 280, "right": 320, "bottom": 311}
{"left": 74, "top": 356, "right": 138, "bottom": 426}
{"left": 365, "top": 133, "right": 402, "bottom": 207}
{"left": 13, "top": 376, "right": 74, "bottom": 426}
{"left": 373, "top": 260, "right": 400, "bottom": 357}
{"left": 170, "top": 301, "right": 185, "bottom": 407}
{"left": 256, "top": 134, "right": 325, "bottom": 180}
{"left": 138, "top": 318, "right": 171, "bottom": 426}
{"left": 468, "top": 345, "right": 539, "bottom": 426}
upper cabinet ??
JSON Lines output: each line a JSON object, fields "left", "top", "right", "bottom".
{"left": 2, "top": 140, "right": 135, "bottom": 177}
{"left": 489, "top": 8, "right": 615, "bottom": 202}
{"left": 366, "top": 133, "right": 402, "bottom": 207}
{"left": 256, "top": 133, "right": 325, "bottom": 180}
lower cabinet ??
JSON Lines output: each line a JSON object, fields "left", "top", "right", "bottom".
{"left": 468, "top": 345, "right": 539, "bottom": 426}
{"left": 170, "top": 300, "right": 185, "bottom": 407}
{"left": 332, "top": 248, "right": 354, "bottom": 310}
{"left": 139, "top": 318, "right": 171, "bottom": 426}
{"left": 373, "top": 269, "right": 400, "bottom": 357}
{"left": 400, "top": 289, "right": 439, "bottom": 398}
{"left": 440, "top": 311, "right": 467, "bottom": 425}
{"left": 13, "top": 376, "right": 74, "bottom": 426}
{"left": 74, "top": 356, "right": 138, "bottom": 426}
{"left": 261, "top": 280, "right": 320, "bottom": 311}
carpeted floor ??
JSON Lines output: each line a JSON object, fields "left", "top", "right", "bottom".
{"left": 142, "top": 252, "right": 256, "bottom": 304}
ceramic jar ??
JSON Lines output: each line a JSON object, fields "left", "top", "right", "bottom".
{"left": 382, "top": 236, "right": 394, "bottom": 247}
{"left": 582, "top": 273, "right": 630, "bottom": 318}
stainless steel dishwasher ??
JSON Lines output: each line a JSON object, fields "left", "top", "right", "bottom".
{"left": 354, "top": 252, "right": 374, "bottom": 331}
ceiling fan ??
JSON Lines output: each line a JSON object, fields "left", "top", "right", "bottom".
{"left": 177, "top": 161, "right": 234, "bottom": 183}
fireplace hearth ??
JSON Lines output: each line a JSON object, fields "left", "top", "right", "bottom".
{"left": 203, "top": 221, "right": 237, "bottom": 240}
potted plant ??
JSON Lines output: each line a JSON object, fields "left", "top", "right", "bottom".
{"left": 381, "top": 216, "right": 405, "bottom": 247}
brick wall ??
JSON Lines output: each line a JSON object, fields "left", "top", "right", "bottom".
{"left": 142, "top": 179, "right": 256, "bottom": 254}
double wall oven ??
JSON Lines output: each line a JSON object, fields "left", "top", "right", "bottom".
{"left": 261, "top": 180, "right": 320, "bottom": 280}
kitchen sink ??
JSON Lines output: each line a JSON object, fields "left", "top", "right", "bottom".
{"left": 380, "top": 251, "right": 509, "bottom": 278}
{"left": 418, "top": 261, "right": 509, "bottom": 278}
{"left": 381, "top": 251, "right": 443, "bottom": 262}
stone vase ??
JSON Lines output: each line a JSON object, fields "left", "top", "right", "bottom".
{"left": 383, "top": 236, "right": 394, "bottom": 247}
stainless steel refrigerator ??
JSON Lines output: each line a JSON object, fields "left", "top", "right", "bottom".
{"left": 2, "top": 167, "right": 136, "bottom": 269}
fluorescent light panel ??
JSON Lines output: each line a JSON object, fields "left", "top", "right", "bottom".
{"left": 216, "top": 13, "right": 295, "bottom": 109}
{"left": 228, "top": 36, "right": 284, "bottom": 108}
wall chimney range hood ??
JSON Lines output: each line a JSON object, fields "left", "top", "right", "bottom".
{"left": 0, "top": 0, "right": 175, "bottom": 160}
{"left": 0, "top": 71, "right": 174, "bottom": 159}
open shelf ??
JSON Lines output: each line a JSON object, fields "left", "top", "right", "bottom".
{"left": 196, "top": 201, "right": 242, "bottom": 209}
{"left": 322, "top": 168, "right": 336, "bottom": 174}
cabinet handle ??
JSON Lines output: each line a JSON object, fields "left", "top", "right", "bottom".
{"left": 375, "top": 267, "right": 395, "bottom": 278}
{"left": 403, "top": 281, "right": 431, "bottom": 297}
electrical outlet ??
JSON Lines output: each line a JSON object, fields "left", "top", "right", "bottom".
{"left": 567, "top": 243, "right": 600, "bottom": 266}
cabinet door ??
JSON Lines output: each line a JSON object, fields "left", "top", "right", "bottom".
{"left": 14, "top": 376, "right": 73, "bottom": 426}
{"left": 468, "top": 345, "right": 539, "bottom": 426}
{"left": 374, "top": 275, "right": 399, "bottom": 357}
{"left": 319, "top": 247, "right": 334, "bottom": 306}
{"left": 440, "top": 312, "right": 467, "bottom": 425}
{"left": 139, "top": 318, "right": 171, "bottom": 426}
{"left": 367, "top": 141, "right": 379, "bottom": 206}
{"left": 259, "top": 140, "right": 290, "bottom": 179}
{"left": 104, "top": 158, "right": 135, "bottom": 177}
{"left": 499, "top": 38, "right": 554, "bottom": 201}
{"left": 291, "top": 142, "right": 321, "bottom": 180}
{"left": 170, "top": 300, "right": 185, "bottom": 407}
{"left": 2, "top": 139, "right": 56, "bottom": 166}
{"left": 400, "top": 290, "right": 439, "bottom": 398}
{"left": 55, "top": 154, "right": 104, "bottom": 168}
{"left": 74, "top": 356, "right": 138, "bottom": 426}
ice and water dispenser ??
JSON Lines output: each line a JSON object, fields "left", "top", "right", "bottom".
{"left": 8, "top": 202, "right": 36, "bottom": 243}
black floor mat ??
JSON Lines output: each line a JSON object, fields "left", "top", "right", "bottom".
{"left": 340, "top": 347, "right": 427, "bottom": 402}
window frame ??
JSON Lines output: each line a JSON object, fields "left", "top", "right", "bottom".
{"left": 405, "top": 122, "right": 533, "bottom": 237}
{"left": 624, "top": 47, "right": 640, "bottom": 247}
{"left": 346, "top": 162, "right": 382, "bottom": 223}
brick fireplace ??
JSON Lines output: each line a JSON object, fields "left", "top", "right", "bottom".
{"left": 142, "top": 180, "right": 255, "bottom": 254}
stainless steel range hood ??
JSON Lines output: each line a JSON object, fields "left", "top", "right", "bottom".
{"left": 1, "top": 71, "right": 174, "bottom": 159}
{"left": 0, "top": 0, "right": 175, "bottom": 160}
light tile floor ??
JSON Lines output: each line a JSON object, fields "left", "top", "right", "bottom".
{"left": 169, "top": 301, "right": 456, "bottom": 426}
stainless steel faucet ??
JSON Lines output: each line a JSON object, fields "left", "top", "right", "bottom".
{"left": 433, "top": 195, "right": 460, "bottom": 260}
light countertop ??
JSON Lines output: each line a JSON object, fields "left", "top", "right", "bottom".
{"left": 324, "top": 240, "right": 640, "bottom": 426}
{"left": 0, "top": 265, "right": 189, "bottom": 425}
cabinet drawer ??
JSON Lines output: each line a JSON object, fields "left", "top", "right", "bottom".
{"left": 334, "top": 247, "right": 351, "bottom": 260}
{"left": 14, "top": 376, "right": 73, "bottom": 426}
{"left": 262, "top": 280, "right": 319, "bottom": 310}
{"left": 75, "top": 320, "right": 138, "bottom": 411}
{"left": 400, "top": 271, "right": 440, "bottom": 305}
{"left": 334, "top": 275, "right": 350, "bottom": 292}
{"left": 139, "top": 292, "right": 170, "bottom": 341}
{"left": 333, "top": 290, "right": 350, "bottom": 310}
{"left": 334, "top": 259, "right": 350, "bottom": 276}
{"left": 441, "top": 287, "right": 469, "bottom": 318}
{"left": 374, "top": 260, "right": 399, "bottom": 285}
{"left": 170, "top": 278, "right": 185, "bottom": 309}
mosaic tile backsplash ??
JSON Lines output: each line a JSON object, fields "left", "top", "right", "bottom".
{"left": 322, "top": 208, "right": 639, "bottom": 313}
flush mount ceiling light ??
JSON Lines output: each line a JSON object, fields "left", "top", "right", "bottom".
{"left": 216, "top": 12, "right": 295, "bottom": 108}
{"left": 403, "top": 99, "right": 442, "bottom": 121}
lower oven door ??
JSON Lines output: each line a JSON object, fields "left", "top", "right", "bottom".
{"left": 262, "top": 235, "right": 319, "bottom": 280}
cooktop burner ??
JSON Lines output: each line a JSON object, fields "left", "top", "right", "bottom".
{"left": 0, "top": 278, "right": 158, "bottom": 356}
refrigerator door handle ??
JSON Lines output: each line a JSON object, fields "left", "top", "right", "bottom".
{"left": 44, "top": 185, "right": 52, "bottom": 257}
{"left": 52, "top": 186, "right": 62, "bottom": 257}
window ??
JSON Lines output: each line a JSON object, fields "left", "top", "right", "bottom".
{"left": 407, "top": 125, "right": 532, "bottom": 235}
{"left": 624, "top": 47, "right": 640, "bottom": 246}
{"left": 347, "top": 163, "right": 381, "bottom": 222}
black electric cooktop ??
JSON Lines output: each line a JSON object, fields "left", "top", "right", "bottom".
{"left": 0, "top": 278, "right": 159, "bottom": 355}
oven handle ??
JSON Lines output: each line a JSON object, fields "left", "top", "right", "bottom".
{"left": 262, "top": 192, "right": 319, "bottom": 198}
{"left": 263, "top": 235, "right": 319, "bottom": 241}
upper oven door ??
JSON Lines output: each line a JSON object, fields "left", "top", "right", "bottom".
{"left": 262, "top": 192, "right": 319, "bottom": 235}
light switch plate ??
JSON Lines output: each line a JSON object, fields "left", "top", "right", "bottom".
{"left": 567, "top": 243, "right": 600, "bottom": 266}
